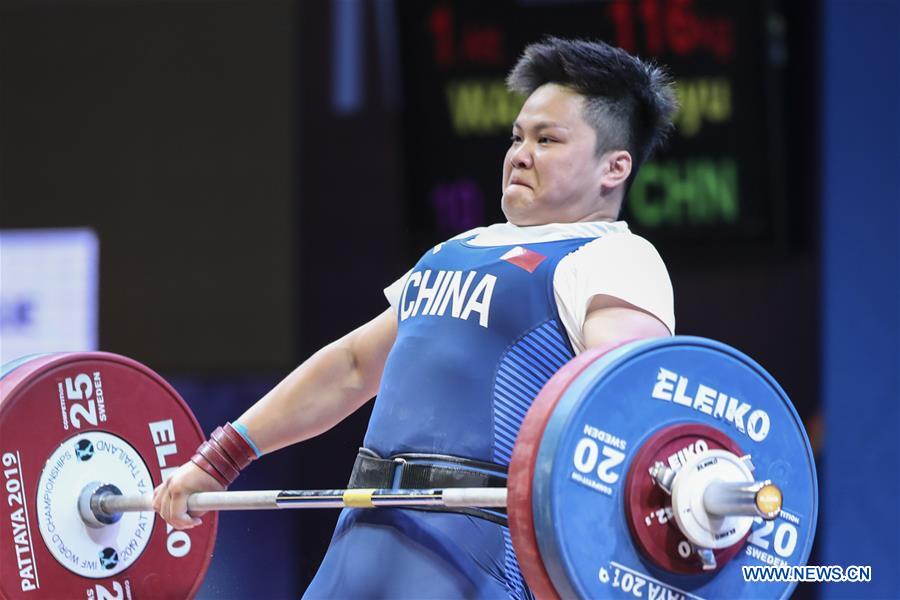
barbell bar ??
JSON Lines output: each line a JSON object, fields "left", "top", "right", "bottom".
{"left": 85, "top": 480, "right": 778, "bottom": 520}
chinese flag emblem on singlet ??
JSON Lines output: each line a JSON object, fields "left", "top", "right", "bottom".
{"left": 500, "top": 246, "right": 547, "bottom": 273}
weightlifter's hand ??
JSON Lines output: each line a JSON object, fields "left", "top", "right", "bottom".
{"left": 152, "top": 461, "right": 225, "bottom": 530}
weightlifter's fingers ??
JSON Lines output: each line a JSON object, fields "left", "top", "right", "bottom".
{"left": 156, "top": 461, "right": 228, "bottom": 528}
{"left": 151, "top": 480, "right": 168, "bottom": 513}
{"left": 162, "top": 486, "right": 201, "bottom": 530}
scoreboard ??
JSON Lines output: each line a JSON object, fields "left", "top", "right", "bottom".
{"left": 396, "top": 0, "right": 787, "bottom": 255}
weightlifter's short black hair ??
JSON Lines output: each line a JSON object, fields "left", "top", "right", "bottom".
{"left": 507, "top": 37, "right": 678, "bottom": 185}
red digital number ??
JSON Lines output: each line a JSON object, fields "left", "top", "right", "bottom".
{"left": 429, "top": 5, "right": 455, "bottom": 67}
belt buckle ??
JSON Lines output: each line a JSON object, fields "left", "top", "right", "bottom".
{"left": 391, "top": 457, "right": 407, "bottom": 489}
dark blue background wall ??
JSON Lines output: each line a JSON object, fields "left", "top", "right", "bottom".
{"left": 821, "top": 0, "right": 900, "bottom": 597}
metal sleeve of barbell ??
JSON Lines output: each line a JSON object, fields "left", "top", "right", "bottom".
{"left": 703, "top": 480, "right": 782, "bottom": 519}
{"left": 98, "top": 488, "right": 509, "bottom": 515}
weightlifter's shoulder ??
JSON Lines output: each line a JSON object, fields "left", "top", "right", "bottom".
{"left": 554, "top": 224, "right": 675, "bottom": 344}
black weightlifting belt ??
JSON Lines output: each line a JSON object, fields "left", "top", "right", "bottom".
{"left": 347, "top": 447, "right": 509, "bottom": 526}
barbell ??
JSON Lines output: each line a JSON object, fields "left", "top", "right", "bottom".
{"left": 0, "top": 337, "right": 818, "bottom": 599}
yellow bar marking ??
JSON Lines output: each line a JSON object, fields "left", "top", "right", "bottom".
{"left": 343, "top": 489, "right": 376, "bottom": 508}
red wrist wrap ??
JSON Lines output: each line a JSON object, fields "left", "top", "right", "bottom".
{"left": 211, "top": 428, "right": 246, "bottom": 469}
{"left": 190, "top": 452, "right": 229, "bottom": 487}
{"left": 190, "top": 422, "right": 258, "bottom": 487}
{"left": 221, "top": 424, "right": 258, "bottom": 467}
{"left": 198, "top": 441, "right": 240, "bottom": 482}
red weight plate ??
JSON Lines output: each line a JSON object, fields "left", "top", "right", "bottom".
{"left": 0, "top": 353, "right": 216, "bottom": 599}
{"left": 623, "top": 423, "right": 747, "bottom": 574}
{"left": 508, "top": 340, "right": 638, "bottom": 600}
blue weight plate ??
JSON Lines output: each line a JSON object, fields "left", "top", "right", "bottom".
{"left": 532, "top": 336, "right": 818, "bottom": 600}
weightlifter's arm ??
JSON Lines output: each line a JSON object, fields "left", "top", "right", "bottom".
{"left": 582, "top": 294, "right": 671, "bottom": 348}
{"left": 153, "top": 308, "right": 398, "bottom": 529}
{"left": 236, "top": 307, "right": 398, "bottom": 453}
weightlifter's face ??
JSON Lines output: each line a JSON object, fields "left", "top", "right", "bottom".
{"left": 501, "top": 83, "right": 607, "bottom": 226}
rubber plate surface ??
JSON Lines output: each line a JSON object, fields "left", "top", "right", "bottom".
{"left": 0, "top": 353, "right": 216, "bottom": 599}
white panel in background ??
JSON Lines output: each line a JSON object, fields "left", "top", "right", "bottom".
{"left": 0, "top": 229, "right": 99, "bottom": 365}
